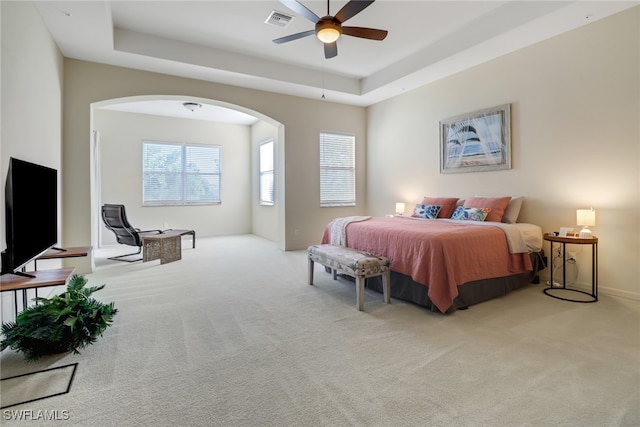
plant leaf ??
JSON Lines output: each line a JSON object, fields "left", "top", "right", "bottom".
{"left": 0, "top": 274, "right": 117, "bottom": 361}
{"left": 63, "top": 316, "right": 77, "bottom": 330}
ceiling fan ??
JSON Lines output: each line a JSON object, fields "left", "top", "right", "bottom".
{"left": 273, "top": 0, "right": 388, "bottom": 59}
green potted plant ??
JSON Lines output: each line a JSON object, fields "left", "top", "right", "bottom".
{"left": 1, "top": 274, "right": 117, "bottom": 361}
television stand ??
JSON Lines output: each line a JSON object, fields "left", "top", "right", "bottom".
{"left": 9, "top": 270, "right": 36, "bottom": 279}
{"left": 34, "top": 246, "right": 91, "bottom": 270}
{"left": 0, "top": 268, "right": 75, "bottom": 317}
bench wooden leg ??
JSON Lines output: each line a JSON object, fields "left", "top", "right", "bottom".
{"left": 382, "top": 271, "right": 391, "bottom": 304}
{"left": 356, "top": 275, "right": 365, "bottom": 311}
{"left": 308, "top": 258, "right": 314, "bottom": 285}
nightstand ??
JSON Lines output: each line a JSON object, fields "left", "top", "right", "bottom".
{"left": 543, "top": 233, "right": 598, "bottom": 303}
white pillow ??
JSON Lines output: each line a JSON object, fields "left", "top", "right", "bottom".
{"left": 502, "top": 196, "right": 524, "bottom": 224}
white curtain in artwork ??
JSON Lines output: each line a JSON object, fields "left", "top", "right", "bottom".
{"left": 444, "top": 112, "right": 503, "bottom": 169}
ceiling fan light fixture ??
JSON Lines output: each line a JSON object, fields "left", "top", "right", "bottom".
{"left": 316, "top": 18, "right": 341, "bottom": 43}
{"left": 274, "top": 0, "right": 387, "bottom": 58}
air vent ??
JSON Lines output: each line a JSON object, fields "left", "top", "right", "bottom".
{"left": 265, "top": 10, "right": 294, "bottom": 28}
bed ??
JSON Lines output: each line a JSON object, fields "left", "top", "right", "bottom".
{"left": 320, "top": 210, "right": 544, "bottom": 314}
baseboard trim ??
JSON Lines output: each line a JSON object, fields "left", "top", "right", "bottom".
{"left": 539, "top": 275, "right": 640, "bottom": 301}
{"left": 597, "top": 285, "right": 640, "bottom": 301}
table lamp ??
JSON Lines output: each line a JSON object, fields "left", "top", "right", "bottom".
{"left": 576, "top": 208, "right": 595, "bottom": 238}
{"left": 395, "top": 202, "right": 405, "bottom": 216}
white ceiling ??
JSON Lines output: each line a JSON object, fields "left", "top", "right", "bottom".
{"left": 34, "top": 0, "right": 638, "bottom": 122}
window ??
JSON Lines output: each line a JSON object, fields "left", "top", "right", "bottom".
{"left": 319, "top": 132, "right": 355, "bottom": 207}
{"left": 259, "top": 139, "right": 274, "bottom": 205}
{"left": 142, "top": 141, "right": 221, "bottom": 206}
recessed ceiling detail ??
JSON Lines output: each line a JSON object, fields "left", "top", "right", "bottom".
{"left": 33, "top": 1, "right": 636, "bottom": 107}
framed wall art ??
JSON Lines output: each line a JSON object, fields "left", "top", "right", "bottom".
{"left": 439, "top": 104, "right": 511, "bottom": 174}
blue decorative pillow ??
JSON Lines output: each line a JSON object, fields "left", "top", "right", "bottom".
{"left": 451, "top": 206, "right": 491, "bottom": 221}
{"left": 412, "top": 204, "right": 442, "bottom": 219}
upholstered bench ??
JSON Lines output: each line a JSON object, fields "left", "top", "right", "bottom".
{"left": 308, "top": 244, "right": 391, "bottom": 311}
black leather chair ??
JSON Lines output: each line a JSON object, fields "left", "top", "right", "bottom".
{"left": 101, "top": 204, "right": 162, "bottom": 262}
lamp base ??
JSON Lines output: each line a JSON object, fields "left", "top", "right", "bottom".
{"left": 579, "top": 226, "right": 593, "bottom": 238}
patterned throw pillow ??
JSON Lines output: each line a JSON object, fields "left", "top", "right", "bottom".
{"left": 451, "top": 206, "right": 491, "bottom": 221}
{"left": 412, "top": 204, "right": 442, "bottom": 219}
{"left": 463, "top": 196, "right": 511, "bottom": 222}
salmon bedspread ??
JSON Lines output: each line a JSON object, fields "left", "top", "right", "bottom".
{"left": 321, "top": 217, "right": 533, "bottom": 313}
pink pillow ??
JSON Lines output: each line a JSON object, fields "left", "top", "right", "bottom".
{"left": 421, "top": 197, "right": 459, "bottom": 218}
{"left": 463, "top": 196, "right": 512, "bottom": 222}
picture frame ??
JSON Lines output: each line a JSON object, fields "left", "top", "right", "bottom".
{"left": 439, "top": 104, "right": 511, "bottom": 174}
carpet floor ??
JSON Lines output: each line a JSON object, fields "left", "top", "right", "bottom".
{"left": 1, "top": 234, "right": 639, "bottom": 426}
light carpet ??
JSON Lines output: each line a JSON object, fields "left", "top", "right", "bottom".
{"left": 1, "top": 234, "right": 638, "bottom": 426}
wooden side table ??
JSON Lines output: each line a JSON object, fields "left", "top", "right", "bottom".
{"left": 543, "top": 233, "right": 598, "bottom": 303}
{"left": 162, "top": 229, "right": 196, "bottom": 248}
{"left": 143, "top": 234, "right": 181, "bottom": 264}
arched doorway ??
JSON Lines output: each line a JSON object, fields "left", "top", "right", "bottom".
{"left": 89, "top": 95, "right": 285, "bottom": 258}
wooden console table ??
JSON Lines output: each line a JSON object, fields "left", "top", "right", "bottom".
{"left": 0, "top": 268, "right": 75, "bottom": 316}
{"left": 34, "top": 246, "right": 92, "bottom": 270}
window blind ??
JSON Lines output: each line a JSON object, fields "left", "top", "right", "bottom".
{"left": 259, "top": 140, "right": 274, "bottom": 205}
{"left": 319, "top": 132, "right": 355, "bottom": 207}
{"left": 143, "top": 141, "right": 221, "bottom": 205}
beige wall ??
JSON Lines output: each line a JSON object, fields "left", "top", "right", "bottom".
{"left": 0, "top": 0, "right": 63, "bottom": 256}
{"left": 367, "top": 8, "right": 640, "bottom": 299}
{"left": 251, "top": 121, "right": 280, "bottom": 242}
{"left": 63, "top": 60, "right": 367, "bottom": 253}
{"left": 1, "top": 1, "right": 66, "bottom": 311}
{"left": 94, "top": 109, "right": 253, "bottom": 244}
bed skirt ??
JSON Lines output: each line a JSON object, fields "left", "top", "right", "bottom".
{"left": 332, "top": 252, "right": 545, "bottom": 314}
{"left": 366, "top": 270, "right": 534, "bottom": 313}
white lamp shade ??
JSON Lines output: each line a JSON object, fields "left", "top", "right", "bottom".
{"left": 577, "top": 208, "right": 595, "bottom": 238}
{"left": 576, "top": 208, "right": 596, "bottom": 226}
{"left": 395, "top": 202, "right": 405, "bottom": 215}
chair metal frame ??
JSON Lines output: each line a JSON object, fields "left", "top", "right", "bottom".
{"left": 101, "top": 204, "right": 162, "bottom": 262}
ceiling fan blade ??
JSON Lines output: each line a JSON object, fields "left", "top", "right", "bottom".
{"left": 273, "top": 30, "right": 316, "bottom": 44}
{"left": 342, "top": 26, "right": 388, "bottom": 41}
{"left": 324, "top": 42, "right": 338, "bottom": 59}
{"left": 335, "top": 0, "right": 375, "bottom": 23}
{"left": 279, "top": 0, "right": 320, "bottom": 24}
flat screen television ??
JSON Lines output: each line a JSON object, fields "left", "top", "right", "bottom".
{"left": 1, "top": 157, "right": 58, "bottom": 275}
